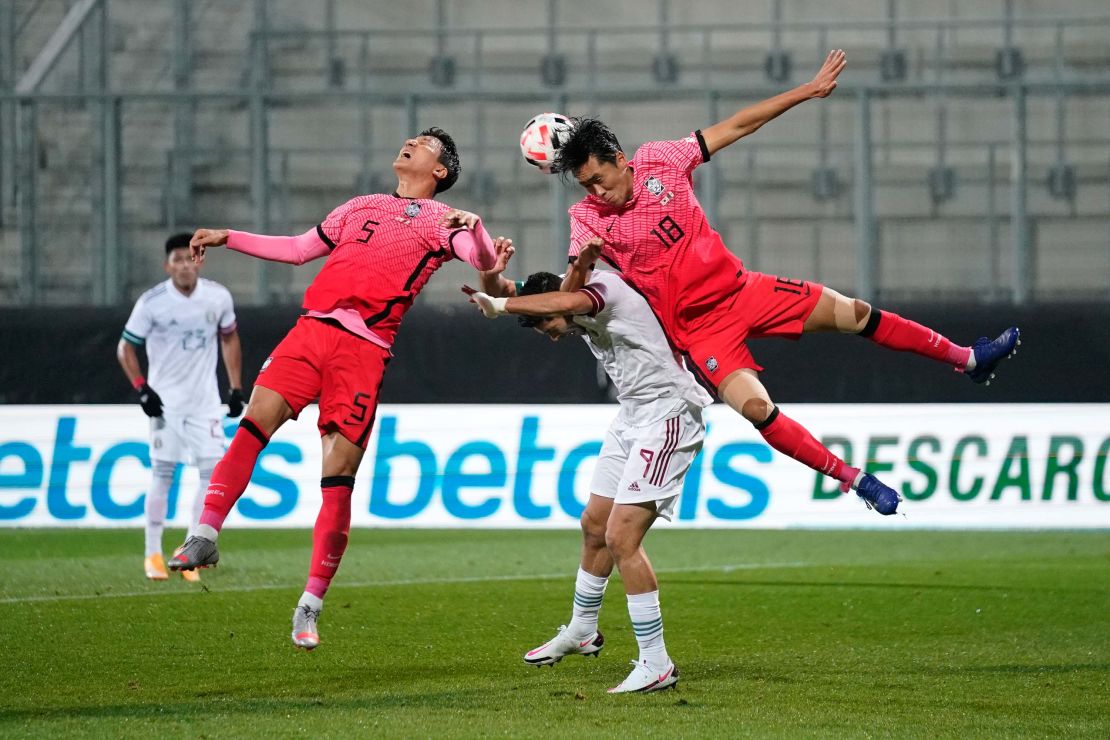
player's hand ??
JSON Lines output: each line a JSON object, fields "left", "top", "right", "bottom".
{"left": 461, "top": 285, "right": 508, "bottom": 318}
{"left": 189, "top": 228, "right": 229, "bottom": 265}
{"left": 136, "top": 383, "right": 163, "bottom": 418}
{"left": 441, "top": 209, "right": 481, "bottom": 230}
{"left": 226, "top": 387, "right": 245, "bottom": 418}
{"left": 808, "top": 49, "right": 846, "bottom": 98}
{"left": 481, "top": 237, "right": 515, "bottom": 277}
{"left": 576, "top": 237, "right": 604, "bottom": 268}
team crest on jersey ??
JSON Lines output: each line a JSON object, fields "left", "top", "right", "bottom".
{"left": 206, "top": 311, "right": 216, "bottom": 323}
{"left": 645, "top": 176, "right": 664, "bottom": 196}
{"left": 706, "top": 356, "right": 719, "bottom": 373}
{"left": 404, "top": 202, "right": 421, "bottom": 218}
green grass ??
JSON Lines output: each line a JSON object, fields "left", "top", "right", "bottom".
{"left": 1, "top": 529, "right": 1107, "bottom": 738}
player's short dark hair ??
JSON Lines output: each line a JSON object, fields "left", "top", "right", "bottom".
{"left": 420, "top": 126, "right": 460, "bottom": 194}
{"left": 552, "top": 116, "right": 622, "bottom": 179}
{"left": 164, "top": 232, "right": 192, "bottom": 257}
{"left": 517, "top": 271, "right": 562, "bottom": 328}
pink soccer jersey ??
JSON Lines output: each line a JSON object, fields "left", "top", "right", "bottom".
{"left": 306, "top": 194, "right": 462, "bottom": 346}
{"left": 567, "top": 132, "right": 746, "bottom": 351}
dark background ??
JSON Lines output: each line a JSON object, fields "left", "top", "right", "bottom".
{"left": 1, "top": 301, "right": 1107, "bottom": 405}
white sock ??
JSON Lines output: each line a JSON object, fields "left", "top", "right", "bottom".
{"left": 965, "top": 351, "right": 977, "bottom": 371}
{"left": 190, "top": 459, "right": 218, "bottom": 536}
{"left": 145, "top": 460, "right": 175, "bottom": 556}
{"left": 194, "top": 523, "right": 219, "bottom": 542}
{"left": 627, "top": 590, "right": 669, "bottom": 669}
{"left": 298, "top": 592, "right": 324, "bottom": 611}
{"left": 566, "top": 567, "right": 608, "bottom": 639}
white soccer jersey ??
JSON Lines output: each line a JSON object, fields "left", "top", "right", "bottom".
{"left": 573, "top": 270, "right": 713, "bottom": 426}
{"left": 122, "top": 278, "right": 237, "bottom": 415}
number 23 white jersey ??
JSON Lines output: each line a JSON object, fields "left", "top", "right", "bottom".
{"left": 122, "top": 278, "right": 237, "bottom": 415}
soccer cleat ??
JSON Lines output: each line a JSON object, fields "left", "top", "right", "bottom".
{"left": 144, "top": 553, "right": 169, "bottom": 580}
{"left": 523, "top": 625, "right": 605, "bottom": 666}
{"left": 167, "top": 535, "right": 219, "bottom": 571}
{"left": 180, "top": 567, "right": 201, "bottom": 583}
{"left": 853, "top": 473, "right": 901, "bottom": 516}
{"left": 965, "top": 327, "right": 1020, "bottom": 385}
{"left": 608, "top": 659, "right": 679, "bottom": 694}
{"left": 292, "top": 604, "right": 321, "bottom": 650}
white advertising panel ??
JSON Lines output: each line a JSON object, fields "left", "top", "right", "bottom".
{"left": 0, "top": 404, "right": 1107, "bottom": 529}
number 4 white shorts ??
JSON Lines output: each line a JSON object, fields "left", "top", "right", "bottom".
{"left": 588, "top": 403, "right": 705, "bottom": 521}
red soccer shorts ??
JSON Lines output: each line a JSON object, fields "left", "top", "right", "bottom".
{"left": 256, "top": 316, "right": 390, "bottom": 449}
{"left": 684, "top": 271, "right": 824, "bottom": 388}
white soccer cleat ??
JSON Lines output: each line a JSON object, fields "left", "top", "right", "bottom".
{"left": 291, "top": 603, "right": 321, "bottom": 650}
{"left": 607, "top": 659, "right": 679, "bottom": 694}
{"left": 523, "top": 625, "right": 604, "bottom": 666}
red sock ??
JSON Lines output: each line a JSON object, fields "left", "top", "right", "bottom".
{"left": 757, "top": 408, "right": 854, "bottom": 485}
{"left": 198, "top": 418, "right": 269, "bottom": 532}
{"left": 862, "top": 310, "right": 970, "bottom": 369}
{"left": 304, "top": 477, "right": 354, "bottom": 600}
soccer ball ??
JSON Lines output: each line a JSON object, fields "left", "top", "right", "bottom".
{"left": 520, "top": 112, "right": 573, "bottom": 174}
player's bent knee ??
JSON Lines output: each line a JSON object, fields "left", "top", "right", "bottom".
{"left": 741, "top": 397, "right": 774, "bottom": 425}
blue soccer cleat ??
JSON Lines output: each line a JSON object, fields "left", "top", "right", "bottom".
{"left": 855, "top": 473, "right": 901, "bottom": 516}
{"left": 965, "top": 327, "right": 1021, "bottom": 385}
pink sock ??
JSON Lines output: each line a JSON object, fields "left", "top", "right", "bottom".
{"left": 864, "top": 310, "right": 971, "bottom": 369}
{"left": 757, "top": 408, "right": 849, "bottom": 480}
{"left": 198, "top": 418, "right": 268, "bottom": 532}
{"left": 304, "top": 477, "right": 354, "bottom": 600}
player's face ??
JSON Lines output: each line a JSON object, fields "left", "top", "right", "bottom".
{"left": 574, "top": 152, "right": 633, "bottom": 206}
{"left": 394, "top": 135, "right": 447, "bottom": 185}
{"left": 164, "top": 247, "right": 198, "bottom": 290}
{"left": 532, "top": 315, "right": 580, "bottom": 342}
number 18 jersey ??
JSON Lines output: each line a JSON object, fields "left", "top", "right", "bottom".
{"left": 566, "top": 132, "right": 746, "bottom": 351}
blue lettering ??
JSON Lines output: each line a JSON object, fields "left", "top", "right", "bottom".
{"left": 678, "top": 437, "right": 707, "bottom": 520}
{"left": 47, "top": 417, "right": 90, "bottom": 519}
{"left": 557, "top": 441, "right": 601, "bottom": 519}
{"left": 442, "top": 442, "right": 505, "bottom": 519}
{"left": 707, "top": 442, "right": 771, "bottom": 520}
{"left": 370, "top": 416, "right": 436, "bottom": 519}
{"left": 237, "top": 443, "right": 301, "bottom": 520}
{"left": 91, "top": 442, "right": 148, "bottom": 519}
{"left": 0, "top": 442, "right": 42, "bottom": 520}
{"left": 514, "top": 417, "right": 554, "bottom": 519}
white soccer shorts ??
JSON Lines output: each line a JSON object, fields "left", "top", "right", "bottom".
{"left": 150, "top": 412, "right": 225, "bottom": 464}
{"left": 588, "top": 403, "right": 705, "bottom": 521}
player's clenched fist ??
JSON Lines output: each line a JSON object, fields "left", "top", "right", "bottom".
{"left": 440, "top": 209, "right": 481, "bottom": 230}
{"left": 577, "top": 237, "right": 604, "bottom": 267}
{"left": 189, "top": 228, "right": 229, "bottom": 265}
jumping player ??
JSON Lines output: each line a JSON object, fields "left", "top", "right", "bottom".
{"left": 117, "top": 233, "right": 244, "bottom": 583}
{"left": 465, "top": 238, "right": 710, "bottom": 693}
{"left": 168, "top": 128, "right": 498, "bottom": 650}
{"left": 550, "top": 50, "right": 1020, "bottom": 514}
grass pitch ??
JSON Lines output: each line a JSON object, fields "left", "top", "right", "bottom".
{"left": 1, "top": 528, "right": 1107, "bottom": 737}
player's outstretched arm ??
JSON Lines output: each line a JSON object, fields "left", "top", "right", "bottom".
{"left": 462, "top": 285, "right": 593, "bottom": 319}
{"left": 478, "top": 237, "right": 518, "bottom": 298}
{"left": 560, "top": 238, "right": 602, "bottom": 293}
{"left": 701, "top": 49, "right": 846, "bottom": 156}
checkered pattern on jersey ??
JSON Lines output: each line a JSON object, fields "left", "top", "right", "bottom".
{"left": 306, "top": 195, "right": 459, "bottom": 344}
{"left": 567, "top": 134, "right": 746, "bottom": 350}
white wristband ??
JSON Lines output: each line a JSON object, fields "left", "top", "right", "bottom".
{"left": 490, "top": 296, "right": 508, "bottom": 315}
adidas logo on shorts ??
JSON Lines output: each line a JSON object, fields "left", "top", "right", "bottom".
{"left": 628, "top": 482, "right": 641, "bottom": 492}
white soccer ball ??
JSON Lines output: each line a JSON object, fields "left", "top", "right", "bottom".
{"left": 519, "top": 112, "right": 573, "bottom": 174}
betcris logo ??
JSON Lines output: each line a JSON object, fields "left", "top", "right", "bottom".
{"left": 0, "top": 407, "right": 771, "bottom": 527}
{"left": 367, "top": 415, "right": 770, "bottom": 522}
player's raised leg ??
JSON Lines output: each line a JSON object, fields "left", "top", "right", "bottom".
{"left": 803, "top": 287, "right": 1020, "bottom": 384}
{"left": 719, "top": 368, "right": 900, "bottom": 515}
{"left": 169, "top": 386, "right": 295, "bottom": 571}
{"left": 179, "top": 456, "right": 219, "bottom": 583}
{"left": 605, "top": 502, "right": 678, "bottom": 693}
{"left": 524, "top": 494, "right": 612, "bottom": 666}
{"left": 292, "top": 430, "right": 364, "bottom": 650}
